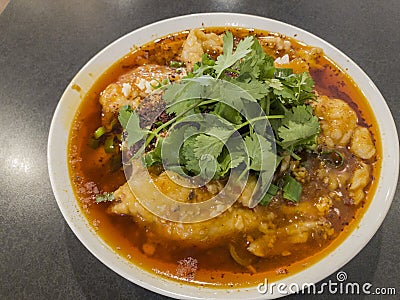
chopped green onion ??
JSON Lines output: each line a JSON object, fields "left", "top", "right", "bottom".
{"left": 94, "top": 126, "right": 106, "bottom": 139}
{"left": 150, "top": 79, "right": 161, "bottom": 89}
{"left": 282, "top": 175, "right": 302, "bottom": 202}
{"left": 267, "top": 184, "right": 279, "bottom": 195}
{"left": 259, "top": 184, "right": 279, "bottom": 206}
{"left": 95, "top": 192, "right": 115, "bottom": 203}
{"left": 88, "top": 137, "right": 100, "bottom": 149}
{"left": 169, "top": 61, "right": 183, "bottom": 68}
{"left": 201, "top": 53, "right": 215, "bottom": 66}
{"left": 104, "top": 136, "right": 115, "bottom": 153}
{"left": 259, "top": 194, "right": 273, "bottom": 206}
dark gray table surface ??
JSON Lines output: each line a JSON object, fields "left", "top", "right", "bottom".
{"left": 1, "top": 1, "right": 399, "bottom": 299}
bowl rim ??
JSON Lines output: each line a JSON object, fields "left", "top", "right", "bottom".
{"left": 48, "top": 12, "right": 399, "bottom": 299}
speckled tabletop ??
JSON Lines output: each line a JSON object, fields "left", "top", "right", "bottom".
{"left": 1, "top": 1, "right": 399, "bottom": 299}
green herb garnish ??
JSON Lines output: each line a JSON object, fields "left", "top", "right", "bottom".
{"left": 94, "top": 126, "right": 106, "bottom": 139}
{"left": 282, "top": 175, "right": 302, "bottom": 202}
{"left": 214, "top": 31, "right": 253, "bottom": 78}
{"left": 95, "top": 192, "right": 115, "bottom": 203}
{"left": 117, "top": 31, "right": 320, "bottom": 205}
{"left": 170, "top": 61, "right": 183, "bottom": 68}
{"left": 259, "top": 184, "right": 279, "bottom": 206}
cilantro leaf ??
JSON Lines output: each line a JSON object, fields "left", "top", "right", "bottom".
{"left": 277, "top": 105, "right": 320, "bottom": 148}
{"left": 272, "top": 84, "right": 296, "bottom": 102}
{"left": 275, "top": 72, "right": 316, "bottom": 105}
{"left": 219, "top": 150, "right": 244, "bottom": 177}
{"left": 144, "top": 138, "right": 163, "bottom": 167}
{"left": 162, "top": 124, "right": 194, "bottom": 167}
{"left": 237, "top": 37, "right": 274, "bottom": 81}
{"left": 244, "top": 133, "right": 276, "bottom": 172}
{"left": 241, "top": 132, "right": 278, "bottom": 207}
{"left": 193, "top": 134, "right": 225, "bottom": 160}
{"left": 198, "top": 154, "right": 218, "bottom": 179}
{"left": 163, "top": 80, "right": 204, "bottom": 116}
{"left": 282, "top": 175, "right": 302, "bottom": 202}
{"left": 212, "top": 102, "right": 243, "bottom": 124}
{"left": 214, "top": 32, "right": 254, "bottom": 78}
{"left": 217, "top": 79, "right": 259, "bottom": 110}
{"left": 181, "top": 135, "right": 201, "bottom": 174}
{"left": 275, "top": 68, "right": 293, "bottom": 77}
{"left": 192, "top": 53, "right": 216, "bottom": 77}
{"left": 258, "top": 55, "right": 276, "bottom": 80}
{"left": 118, "top": 31, "right": 321, "bottom": 206}
{"left": 118, "top": 105, "right": 134, "bottom": 129}
{"left": 204, "top": 127, "right": 235, "bottom": 142}
{"left": 125, "top": 112, "right": 145, "bottom": 147}
{"left": 265, "top": 78, "right": 284, "bottom": 91}
{"left": 118, "top": 108, "right": 146, "bottom": 148}
{"left": 231, "top": 79, "right": 270, "bottom": 101}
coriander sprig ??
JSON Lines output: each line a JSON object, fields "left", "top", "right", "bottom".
{"left": 115, "top": 31, "right": 320, "bottom": 204}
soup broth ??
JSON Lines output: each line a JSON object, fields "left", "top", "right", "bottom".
{"left": 68, "top": 27, "right": 381, "bottom": 287}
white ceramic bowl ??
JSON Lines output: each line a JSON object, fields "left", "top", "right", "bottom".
{"left": 48, "top": 13, "right": 399, "bottom": 299}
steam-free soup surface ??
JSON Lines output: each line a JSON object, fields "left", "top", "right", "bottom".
{"left": 69, "top": 27, "right": 380, "bottom": 287}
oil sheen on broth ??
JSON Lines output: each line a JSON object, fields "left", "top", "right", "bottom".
{"left": 68, "top": 27, "right": 381, "bottom": 287}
